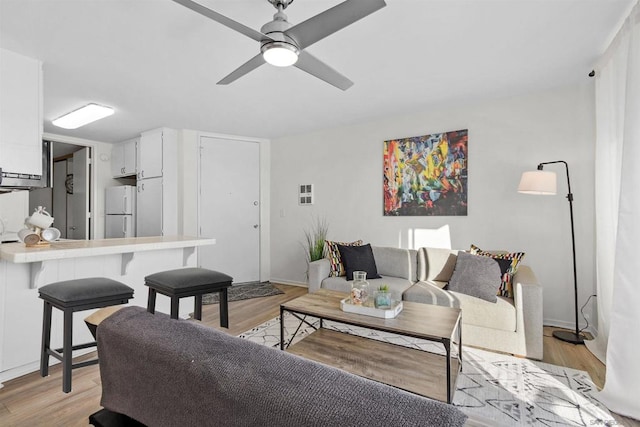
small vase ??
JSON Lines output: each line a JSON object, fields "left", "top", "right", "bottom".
{"left": 350, "top": 271, "right": 369, "bottom": 305}
{"left": 374, "top": 291, "right": 392, "bottom": 309}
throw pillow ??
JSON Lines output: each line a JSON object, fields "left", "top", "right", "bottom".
{"left": 324, "top": 240, "right": 363, "bottom": 277}
{"left": 336, "top": 243, "right": 382, "bottom": 281}
{"left": 469, "top": 244, "right": 525, "bottom": 298}
{"left": 447, "top": 251, "right": 502, "bottom": 303}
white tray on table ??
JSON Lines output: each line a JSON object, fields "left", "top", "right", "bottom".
{"left": 340, "top": 298, "right": 403, "bottom": 319}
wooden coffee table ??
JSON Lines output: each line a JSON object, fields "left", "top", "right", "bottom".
{"left": 280, "top": 289, "right": 462, "bottom": 403}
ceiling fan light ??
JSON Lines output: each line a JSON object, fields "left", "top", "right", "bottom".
{"left": 262, "top": 43, "right": 298, "bottom": 67}
{"left": 52, "top": 103, "right": 114, "bottom": 129}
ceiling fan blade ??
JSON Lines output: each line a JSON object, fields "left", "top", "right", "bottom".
{"left": 294, "top": 51, "right": 353, "bottom": 91}
{"left": 172, "top": 0, "right": 270, "bottom": 43}
{"left": 217, "top": 53, "right": 266, "bottom": 85}
{"left": 285, "top": 0, "right": 386, "bottom": 50}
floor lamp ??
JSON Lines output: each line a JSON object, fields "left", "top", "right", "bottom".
{"left": 518, "top": 160, "right": 585, "bottom": 345}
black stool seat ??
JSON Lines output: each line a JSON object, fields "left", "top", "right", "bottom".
{"left": 145, "top": 267, "right": 232, "bottom": 326}
{"left": 40, "top": 278, "right": 134, "bottom": 308}
{"left": 39, "top": 277, "right": 133, "bottom": 393}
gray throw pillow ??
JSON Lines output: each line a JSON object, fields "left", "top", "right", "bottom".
{"left": 447, "top": 251, "right": 501, "bottom": 303}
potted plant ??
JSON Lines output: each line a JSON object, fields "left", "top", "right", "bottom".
{"left": 374, "top": 284, "right": 392, "bottom": 309}
{"left": 303, "top": 216, "right": 329, "bottom": 278}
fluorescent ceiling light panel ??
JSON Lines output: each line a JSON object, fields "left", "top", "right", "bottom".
{"left": 52, "top": 103, "right": 114, "bottom": 129}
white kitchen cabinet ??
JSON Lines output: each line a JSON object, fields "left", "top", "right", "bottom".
{"left": 111, "top": 138, "right": 137, "bottom": 177}
{"left": 0, "top": 48, "right": 43, "bottom": 176}
{"left": 136, "top": 177, "right": 163, "bottom": 237}
{"left": 135, "top": 127, "right": 177, "bottom": 237}
{"left": 136, "top": 129, "right": 163, "bottom": 180}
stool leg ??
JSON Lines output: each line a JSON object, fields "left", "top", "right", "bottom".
{"left": 62, "top": 309, "right": 73, "bottom": 393}
{"left": 147, "top": 288, "right": 157, "bottom": 314}
{"left": 170, "top": 296, "right": 179, "bottom": 319}
{"left": 219, "top": 288, "right": 229, "bottom": 328}
{"left": 40, "top": 302, "right": 53, "bottom": 377}
{"left": 194, "top": 295, "right": 203, "bottom": 321}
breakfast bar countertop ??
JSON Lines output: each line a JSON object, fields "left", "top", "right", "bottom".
{"left": 0, "top": 236, "right": 216, "bottom": 264}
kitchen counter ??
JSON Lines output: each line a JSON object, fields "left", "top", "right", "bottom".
{"left": 0, "top": 236, "right": 216, "bottom": 288}
{"left": 0, "top": 235, "right": 216, "bottom": 386}
{"left": 0, "top": 235, "right": 215, "bottom": 263}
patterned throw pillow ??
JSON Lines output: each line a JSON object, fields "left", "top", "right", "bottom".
{"left": 324, "top": 240, "right": 363, "bottom": 277}
{"left": 469, "top": 244, "right": 525, "bottom": 298}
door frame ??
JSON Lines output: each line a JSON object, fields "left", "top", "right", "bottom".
{"left": 43, "top": 132, "right": 96, "bottom": 240}
{"left": 195, "top": 131, "right": 270, "bottom": 283}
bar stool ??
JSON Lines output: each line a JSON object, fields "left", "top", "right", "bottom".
{"left": 145, "top": 267, "right": 232, "bottom": 327}
{"left": 39, "top": 278, "right": 134, "bottom": 393}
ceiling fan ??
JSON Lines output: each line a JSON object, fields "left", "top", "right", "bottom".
{"left": 171, "top": 0, "right": 387, "bottom": 90}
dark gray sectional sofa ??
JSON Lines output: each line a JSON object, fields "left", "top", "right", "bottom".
{"left": 96, "top": 306, "right": 468, "bottom": 427}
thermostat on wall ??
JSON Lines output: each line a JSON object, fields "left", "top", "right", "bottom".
{"left": 299, "top": 184, "right": 313, "bottom": 205}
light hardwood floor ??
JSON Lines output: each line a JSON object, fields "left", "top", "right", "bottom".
{"left": 0, "top": 284, "right": 637, "bottom": 426}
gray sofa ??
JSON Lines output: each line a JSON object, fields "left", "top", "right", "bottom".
{"left": 308, "top": 246, "right": 543, "bottom": 360}
{"left": 96, "top": 306, "right": 468, "bottom": 427}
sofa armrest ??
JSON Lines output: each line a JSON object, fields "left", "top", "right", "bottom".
{"left": 308, "top": 258, "right": 330, "bottom": 293}
{"left": 512, "top": 265, "right": 543, "bottom": 360}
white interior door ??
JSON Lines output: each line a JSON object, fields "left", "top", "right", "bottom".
{"left": 68, "top": 147, "right": 90, "bottom": 239}
{"left": 199, "top": 137, "right": 260, "bottom": 284}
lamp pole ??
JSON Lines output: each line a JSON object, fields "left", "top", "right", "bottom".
{"left": 538, "top": 161, "right": 584, "bottom": 344}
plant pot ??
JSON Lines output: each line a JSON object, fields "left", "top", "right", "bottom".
{"left": 374, "top": 291, "right": 392, "bottom": 309}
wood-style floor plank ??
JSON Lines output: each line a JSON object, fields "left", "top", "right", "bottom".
{"left": 0, "top": 284, "right": 637, "bottom": 426}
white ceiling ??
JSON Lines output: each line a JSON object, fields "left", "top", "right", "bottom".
{"left": 0, "top": 0, "right": 634, "bottom": 143}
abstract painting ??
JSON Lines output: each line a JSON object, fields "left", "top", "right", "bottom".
{"left": 383, "top": 129, "right": 468, "bottom": 216}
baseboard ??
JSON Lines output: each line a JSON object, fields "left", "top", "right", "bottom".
{"left": 270, "top": 278, "right": 308, "bottom": 288}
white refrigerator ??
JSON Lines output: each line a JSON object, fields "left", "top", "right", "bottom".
{"left": 105, "top": 186, "right": 136, "bottom": 238}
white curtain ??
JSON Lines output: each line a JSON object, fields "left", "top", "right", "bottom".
{"left": 590, "top": 1, "right": 640, "bottom": 420}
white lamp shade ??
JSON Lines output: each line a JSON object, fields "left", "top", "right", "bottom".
{"left": 518, "top": 170, "right": 557, "bottom": 195}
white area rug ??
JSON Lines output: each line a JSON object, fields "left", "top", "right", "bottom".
{"left": 238, "top": 313, "right": 616, "bottom": 427}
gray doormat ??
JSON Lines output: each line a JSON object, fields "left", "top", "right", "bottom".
{"left": 202, "top": 282, "right": 284, "bottom": 305}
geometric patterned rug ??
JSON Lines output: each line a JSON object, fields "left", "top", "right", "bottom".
{"left": 238, "top": 313, "right": 616, "bottom": 427}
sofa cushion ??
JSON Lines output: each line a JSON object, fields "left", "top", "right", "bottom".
{"left": 447, "top": 252, "right": 502, "bottom": 303}
{"left": 404, "top": 281, "right": 516, "bottom": 331}
{"left": 337, "top": 243, "right": 382, "bottom": 281}
{"left": 450, "top": 291, "right": 517, "bottom": 332}
{"left": 372, "top": 246, "right": 417, "bottom": 280}
{"left": 418, "top": 247, "right": 459, "bottom": 282}
{"left": 403, "top": 281, "right": 460, "bottom": 308}
{"left": 324, "top": 239, "right": 362, "bottom": 277}
{"left": 470, "top": 244, "right": 525, "bottom": 298}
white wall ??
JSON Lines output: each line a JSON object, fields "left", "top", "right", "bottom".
{"left": 270, "top": 83, "right": 596, "bottom": 330}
